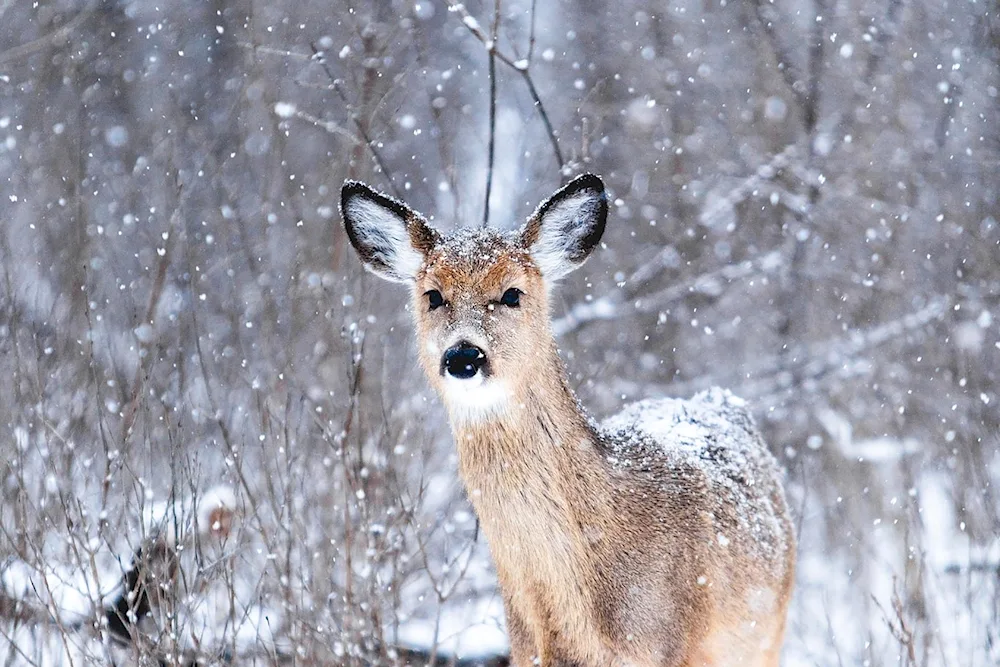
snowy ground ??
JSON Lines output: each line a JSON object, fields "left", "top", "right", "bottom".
{"left": 2, "top": 421, "right": 997, "bottom": 665}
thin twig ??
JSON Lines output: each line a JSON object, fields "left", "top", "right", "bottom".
{"left": 750, "top": 0, "right": 807, "bottom": 107}
{"left": 0, "top": 3, "right": 96, "bottom": 66}
{"left": 872, "top": 578, "right": 918, "bottom": 667}
{"left": 934, "top": 82, "right": 961, "bottom": 148}
{"left": 805, "top": 0, "right": 827, "bottom": 149}
{"left": 516, "top": 0, "right": 564, "bottom": 170}
{"left": 864, "top": 0, "right": 905, "bottom": 82}
{"left": 527, "top": 0, "right": 538, "bottom": 62}
{"left": 483, "top": 0, "right": 501, "bottom": 226}
{"left": 662, "top": 297, "right": 949, "bottom": 403}
{"left": 522, "top": 72, "right": 565, "bottom": 172}
{"left": 288, "top": 107, "right": 358, "bottom": 142}
{"left": 447, "top": 0, "right": 564, "bottom": 173}
{"left": 308, "top": 43, "right": 404, "bottom": 199}
{"left": 120, "top": 206, "right": 177, "bottom": 442}
{"left": 551, "top": 247, "right": 787, "bottom": 337}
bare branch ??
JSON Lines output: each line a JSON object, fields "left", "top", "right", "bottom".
{"left": 662, "top": 297, "right": 950, "bottom": 403}
{"left": 483, "top": 0, "right": 501, "bottom": 227}
{"left": 235, "top": 38, "right": 405, "bottom": 198}
{"left": 310, "top": 43, "right": 404, "bottom": 199}
{"left": 447, "top": 0, "right": 565, "bottom": 173}
{"left": 805, "top": 0, "right": 828, "bottom": 141}
{"left": 864, "top": 0, "right": 906, "bottom": 82}
{"left": 750, "top": 0, "right": 808, "bottom": 106}
{"left": 527, "top": 0, "right": 538, "bottom": 62}
{"left": 285, "top": 107, "right": 358, "bottom": 143}
{"left": 634, "top": 144, "right": 800, "bottom": 286}
{"left": 0, "top": 3, "right": 96, "bottom": 66}
{"left": 522, "top": 71, "right": 566, "bottom": 173}
{"left": 551, "top": 248, "right": 788, "bottom": 337}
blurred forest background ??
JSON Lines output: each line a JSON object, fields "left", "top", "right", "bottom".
{"left": 1, "top": 0, "right": 998, "bottom": 664}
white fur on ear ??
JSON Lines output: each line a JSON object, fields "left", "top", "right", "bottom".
{"left": 343, "top": 196, "right": 423, "bottom": 281}
{"left": 523, "top": 174, "right": 607, "bottom": 281}
{"left": 341, "top": 182, "right": 437, "bottom": 283}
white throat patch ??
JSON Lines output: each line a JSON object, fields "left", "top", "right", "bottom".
{"left": 441, "top": 375, "right": 511, "bottom": 423}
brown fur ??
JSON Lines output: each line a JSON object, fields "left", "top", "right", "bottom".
{"left": 342, "top": 179, "right": 796, "bottom": 667}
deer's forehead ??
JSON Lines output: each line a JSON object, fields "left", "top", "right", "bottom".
{"left": 421, "top": 230, "right": 537, "bottom": 289}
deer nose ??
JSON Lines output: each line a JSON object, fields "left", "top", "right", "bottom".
{"left": 442, "top": 341, "right": 488, "bottom": 379}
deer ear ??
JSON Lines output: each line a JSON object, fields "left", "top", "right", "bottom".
{"left": 520, "top": 174, "right": 607, "bottom": 281}
{"left": 341, "top": 181, "right": 439, "bottom": 283}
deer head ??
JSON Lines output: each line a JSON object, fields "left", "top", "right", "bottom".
{"left": 341, "top": 175, "right": 607, "bottom": 423}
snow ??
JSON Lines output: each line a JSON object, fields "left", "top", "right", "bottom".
{"left": 1, "top": 555, "right": 123, "bottom": 626}
{"left": 394, "top": 595, "right": 507, "bottom": 658}
{"left": 273, "top": 101, "right": 297, "bottom": 119}
{"left": 602, "top": 388, "right": 793, "bottom": 572}
{"left": 1, "top": 0, "right": 997, "bottom": 663}
{"left": 461, "top": 15, "right": 481, "bottom": 34}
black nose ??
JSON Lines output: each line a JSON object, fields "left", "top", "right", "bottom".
{"left": 442, "top": 341, "right": 488, "bottom": 379}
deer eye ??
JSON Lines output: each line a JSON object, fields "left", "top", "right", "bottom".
{"left": 500, "top": 288, "right": 522, "bottom": 308}
{"left": 425, "top": 289, "right": 445, "bottom": 311}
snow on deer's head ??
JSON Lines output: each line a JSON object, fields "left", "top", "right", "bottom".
{"left": 341, "top": 174, "right": 607, "bottom": 422}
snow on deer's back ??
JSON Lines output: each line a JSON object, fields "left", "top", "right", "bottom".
{"left": 601, "top": 388, "right": 796, "bottom": 664}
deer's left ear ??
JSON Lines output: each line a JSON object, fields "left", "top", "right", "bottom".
{"left": 341, "top": 181, "right": 439, "bottom": 283}
{"left": 520, "top": 174, "right": 607, "bottom": 281}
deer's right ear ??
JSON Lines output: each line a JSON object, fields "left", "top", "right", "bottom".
{"left": 521, "top": 174, "right": 608, "bottom": 281}
{"left": 341, "top": 181, "right": 439, "bottom": 283}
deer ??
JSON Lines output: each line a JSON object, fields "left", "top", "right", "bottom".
{"left": 340, "top": 174, "right": 796, "bottom": 667}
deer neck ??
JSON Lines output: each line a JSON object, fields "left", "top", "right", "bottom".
{"left": 447, "top": 343, "right": 607, "bottom": 514}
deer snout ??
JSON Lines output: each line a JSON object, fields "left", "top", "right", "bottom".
{"left": 442, "top": 341, "right": 489, "bottom": 380}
